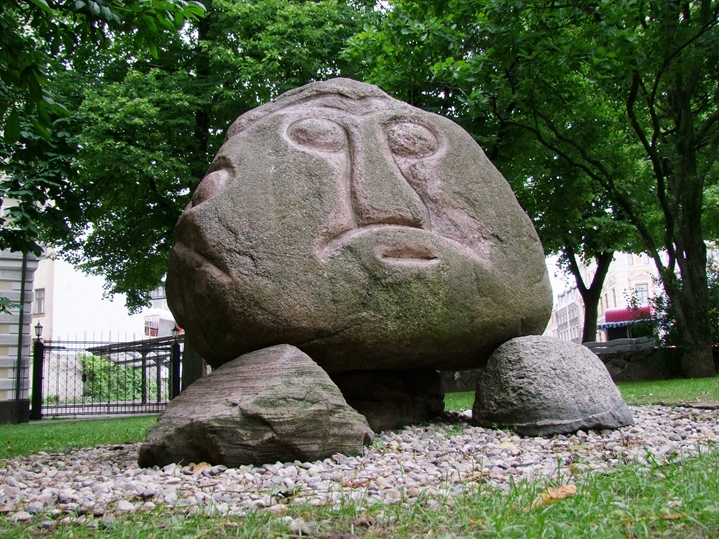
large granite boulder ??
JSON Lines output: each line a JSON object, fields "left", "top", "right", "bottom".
{"left": 138, "top": 345, "right": 374, "bottom": 468}
{"left": 472, "top": 336, "right": 634, "bottom": 436}
{"left": 166, "top": 78, "right": 552, "bottom": 373}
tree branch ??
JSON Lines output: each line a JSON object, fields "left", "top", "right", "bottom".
{"left": 648, "top": 2, "right": 719, "bottom": 108}
{"left": 696, "top": 109, "right": 719, "bottom": 143}
{"left": 504, "top": 107, "right": 668, "bottom": 280}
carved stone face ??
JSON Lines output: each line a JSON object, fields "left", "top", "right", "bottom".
{"left": 167, "top": 79, "right": 552, "bottom": 373}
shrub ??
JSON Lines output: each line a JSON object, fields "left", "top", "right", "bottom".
{"left": 80, "top": 353, "right": 144, "bottom": 401}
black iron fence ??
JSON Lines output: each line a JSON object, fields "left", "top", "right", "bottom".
{"left": 30, "top": 336, "right": 183, "bottom": 419}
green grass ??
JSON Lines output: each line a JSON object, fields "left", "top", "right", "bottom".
{"left": 2, "top": 448, "right": 718, "bottom": 538}
{"left": 0, "top": 415, "right": 157, "bottom": 459}
{"left": 616, "top": 377, "right": 719, "bottom": 405}
{"left": 445, "top": 391, "right": 474, "bottom": 412}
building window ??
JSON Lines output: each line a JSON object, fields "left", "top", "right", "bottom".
{"left": 33, "top": 288, "right": 45, "bottom": 315}
{"left": 145, "top": 317, "right": 159, "bottom": 337}
{"left": 635, "top": 284, "right": 649, "bottom": 305}
{"left": 627, "top": 253, "right": 634, "bottom": 265}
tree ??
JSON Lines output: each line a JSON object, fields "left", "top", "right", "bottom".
{"left": 516, "top": 159, "right": 640, "bottom": 343}
{"left": 346, "top": 0, "right": 719, "bottom": 377}
{"left": 0, "top": 0, "right": 205, "bottom": 259}
{"left": 80, "top": 352, "right": 145, "bottom": 401}
{"left": 1, "top": 0, "right": 206, "bottom": 141}
{"left": 41, "top": 0, "right": 376, "bottom": 311}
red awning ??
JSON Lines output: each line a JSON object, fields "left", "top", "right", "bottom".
{"left": 604, "top": 305, "right": 652, "bottom": 323}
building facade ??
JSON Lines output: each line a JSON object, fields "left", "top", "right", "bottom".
{"left": 0, "top": 251, "right": 39, "bottom": 423}
{"left": 31, "top": 255, "right": 150, "bottom": 342}
{"left": 545, "top": 252, "right": 661, "bottom": 343}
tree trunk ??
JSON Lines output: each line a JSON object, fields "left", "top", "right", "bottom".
{"left": 677, "top": 230, "right": 715, "bottom": 377}
{"left": 564, "top": 247, "right": 614, "bottom": 343}
{"left": 661, "top": 253, "right": 717, "bottom": 378}
{"left": 680, "top": 342, "right": 715, "bottom": 379}
{"left": 659, "top": 33, "right": 716, "bottom": 378}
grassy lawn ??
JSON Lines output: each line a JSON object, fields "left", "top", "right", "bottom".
{"left": 0, "top": 415, "right": 157, "bottom": 460}
{"left": 0, "top": 376, "right": 716, "bottom": 460}
{"left": 616, "top": 377, "right": 719, "bottom": 405}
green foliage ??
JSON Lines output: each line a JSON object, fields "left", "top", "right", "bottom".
{"left": 347, "top": 0, "right": 719, "bottom": 374}
{"left": 44, "top": 0, "right": 376, "bottom": 311}
{"left": 0, "top": 296, "right": 20, "bottom": 315}
{"left": 0, "top": 0, "right": 205, "bottom": 267}
{"left": 0, "top": 0, "right": 206, "bottom": 142}
{"left": 79, "top": 352, "right": 143, "bottom": 401}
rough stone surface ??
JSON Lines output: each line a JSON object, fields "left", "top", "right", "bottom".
{"left": 166, "top": 78, "right": 552, "bottom": 373}
{"left": 472, "top": 336, "right": 634, "bottom": 436}
{"left": 441, "top": 369, "right": 481, "bottom": 393}
{"left": 138, "top": 345, "right": 374, "bottom": 468}
{"left": 331, "top": 370, "right": 445, "bottom": 431}
{"left": 599, "top": 347, "right": 683, "bottom": 382}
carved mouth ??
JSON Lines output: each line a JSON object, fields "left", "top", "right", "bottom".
{"left": 317, "top": 224, "right": 490, "bottom": 267}
{"left": 375, "top": 244, "right": 440, "bottom": 265}
{"left": 172, "top": 241, "right": 230, "bottom": 277}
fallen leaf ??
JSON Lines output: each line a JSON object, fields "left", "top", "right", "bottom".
{"left": 497, "top": 442, "right": 515, "bottom": 448}
{"left": 192, "top": 462, "right": 212, "bottom": 476}
{"left": 531, "top": 484, "right": 578, "bottom": 508}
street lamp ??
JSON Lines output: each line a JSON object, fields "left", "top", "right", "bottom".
{"left": 170, "top": 326, "right": 181, "bottom": 399}
{"left": 30, "top": 322, "right": 45, "bottom": 420}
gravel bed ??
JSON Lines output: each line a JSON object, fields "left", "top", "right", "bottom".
{"left": 2, "top": 405, "right": 718, "bottom": 525}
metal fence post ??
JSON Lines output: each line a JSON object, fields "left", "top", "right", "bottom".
{"left": 30, "top": 338, "right": 45, "bottom": 421}
{"left": 170, "top": 340, "right": 181, "bottom": 399}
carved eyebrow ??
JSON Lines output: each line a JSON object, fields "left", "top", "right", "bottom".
{"left": 297, "top": 95, "right": 395, "bottom": 116}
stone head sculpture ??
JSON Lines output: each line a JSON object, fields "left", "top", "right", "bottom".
{"left": 166, "top": 78, "right": 552, "bottom": 373}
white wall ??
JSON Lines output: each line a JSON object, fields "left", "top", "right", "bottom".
{"left": 51, "top": 260, "right": 146, "bottom": 341}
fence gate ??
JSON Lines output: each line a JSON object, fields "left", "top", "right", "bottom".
{"left": 38, "top": 336, "right": 181, "bottom": 418}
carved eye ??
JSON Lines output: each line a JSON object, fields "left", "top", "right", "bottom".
{"left": 191, "top": 168, "right": 229, "bottom": 208}
{"left": 288, "top": 118, "right": 346, "bottom": 152}
{"left": 386, "top": 122, "right": 438, "bottom": 158}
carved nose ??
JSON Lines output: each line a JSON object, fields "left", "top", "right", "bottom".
{"left": 350, "top": 125, "right": 428, "bottom": 229}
